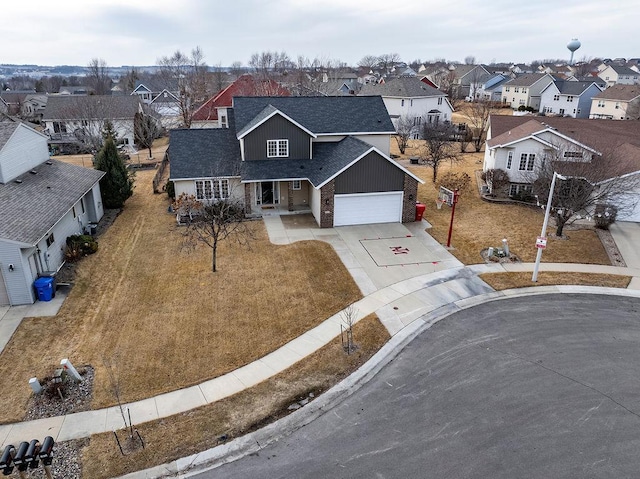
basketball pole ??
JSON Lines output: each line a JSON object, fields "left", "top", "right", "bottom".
{"left": 446, "top": 189, "right": 460, "bottom": 248}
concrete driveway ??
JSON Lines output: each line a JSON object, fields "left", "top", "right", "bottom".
{"left": 263, "top": 215, "right": 463, "bottom": 293}
{"left": 610, "top": 222, "right": 640, "bottom": 289}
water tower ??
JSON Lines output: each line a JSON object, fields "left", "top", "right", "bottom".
{"left": 567, "top": 38, "right": 581, "bottom": 65}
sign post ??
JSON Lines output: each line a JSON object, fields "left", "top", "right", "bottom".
{"left": 535, "top": 236, "right": 547, "bottom": 249}
{"left": 446, "top": 189, "right": 460, "bottom": 248}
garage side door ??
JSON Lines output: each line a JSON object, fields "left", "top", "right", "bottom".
{"left": 0, "top": 269, "right": 9, "bottom": 306}
{"left": 334, "top": 192, "right": 403, "bottom": 227}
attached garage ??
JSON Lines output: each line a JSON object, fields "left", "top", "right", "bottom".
{"left": 334, "top": 192, "right": 403, "bottom": 226}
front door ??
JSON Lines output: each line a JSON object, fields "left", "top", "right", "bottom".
{"left": 256, "top": 182, "right": 279, "bottom": 206}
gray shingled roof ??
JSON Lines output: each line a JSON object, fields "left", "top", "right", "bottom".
{"left": 233, "top": 96, "right": 395, "bottom": 135}
{"left": 0, "top": 123, "right": 19, "bottom": 150}
{"left": 169, "top": 127, "right": 241, "bottom": 180}
{"left": 608, "top": 65, "right": 639, "bottom": 76}
{"left": 505, "top": 73, "right": 553, "bottom": 87}
{"left": 593, "top": 84, "right": 640, "bottom": 101}
{"left": 551, "top": 80, "right": 601, "bottom": 95}
{"left": 0, "top": 160, "right": 104, "bottom": 245}
{"left": 241, "top": 136, "right": 373, "bottom": 187}
{"left": 359, "top": 76, "right": 445, "bottom": 98}
{"left": 43, "top": 95, "right": 142, "bottom": 121}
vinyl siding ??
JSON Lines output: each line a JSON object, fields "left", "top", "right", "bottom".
{"left": 0, "top": 241, "right": 35, "bottom": 305}
{"left": 334, "top": 152, "right": 404, "bottom": 194}
{"left": 0, "top": 125, "right": 49, "bottom": 183}
{"left": 243, "top": 115, "right": 311, "bottom": 160}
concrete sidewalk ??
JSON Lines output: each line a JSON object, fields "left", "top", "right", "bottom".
{"left": 2, "top": 261, "right": 640, "bottom": 449}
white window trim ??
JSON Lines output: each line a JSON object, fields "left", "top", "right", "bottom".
{"left": 195, "top": 179, "right": 230, "bottom": 201}
{"left": 267, "top": 139, "right": 289, "bottom": 158}
{"left": 292, "top": 180, "right": 301, "bottom": 190}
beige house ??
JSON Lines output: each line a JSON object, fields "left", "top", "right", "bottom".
{"left": 589, "top": 85, "right": 640, "bottom": 120}
{"left": 501, "top": 73, "right": 555, "bottom": 110}
{"left": 597, "top": 65, "right": 640, "bottom": 88}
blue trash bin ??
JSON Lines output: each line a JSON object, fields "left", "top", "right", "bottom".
{"left": 34, "top": 277, "right": 54, "bottom": 301}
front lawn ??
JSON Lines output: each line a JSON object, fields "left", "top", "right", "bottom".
{"left": 0, "top": 169, "right": 362, "bottom": 422}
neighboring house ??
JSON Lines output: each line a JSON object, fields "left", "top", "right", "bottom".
{"left": 478, "top": 74, "right": 511, "bottom": 102}
{"left": 0, "top": 122, "right": 104, "bottom": 306}
{"left": 58, "top": 86, "right": 93, "bottom": 95}
{"left": 149, "top": 89, "right": 182, "bottom": 128}
{"left": 42, "top": 95, "right": 144, "bottom": 150}
{"left": 483, "top": 115, "right": 640, "bottom": 221}
{"left": 589, "top": 85, "right": 640, "bottom": 120}
{"left": 539, "top": 80, "right": 603, "bottom": 118}
{"left": 191, "top": 74, "right": 290, "bottom": 129}
{"left": 21, "top": 93, "right": 48, "bottom": 123}
{"left": 0, "top": 90, "right": 35, "bottom": 116}
{"left": 170, "top": 96, "right": 423, "bottom": 228}
{"left": 359, "top": 77, "right": 453, "bottom": 136}
{"left": 501, "top": 73, "right": 556, "bottom": 109}
{"left": 597, "top": 65, "right": 640, "bottom": 88}
{"left": 452, "top": 64, "right": 491, "bottom": 100}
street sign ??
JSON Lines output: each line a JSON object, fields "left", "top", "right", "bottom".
{"left": 536, "top": 236, "right": 547, "bottom": 249}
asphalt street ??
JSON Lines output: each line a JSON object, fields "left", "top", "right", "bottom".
{"left": 194, "top": 294, "right": 640, "bottom": 479}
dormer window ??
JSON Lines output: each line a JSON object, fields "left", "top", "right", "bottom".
{"left": 267, "top": 139, "right": 289, "bottom": 158}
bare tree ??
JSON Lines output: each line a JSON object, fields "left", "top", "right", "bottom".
{"left": 466, "top": 99, "right": 498, "bottom": 152}
{"left": 157, "top": 47, "right": 210, "bottom": 128}
{"left": 120, "top": 67, "right": 139, "bottom": 93}
{"left": 211, "top": 63, "right": 228, "bottom": 93}
{"left": 358, "top": 55, "right": 380, "bottom": 70}
{"left": 230, "top": 61, "right": 245, "bottom": 78}
{"left": 419, "top": 122, "right": 462, "bottom": 183}
{"left": 173, "top": 190, "right": 254, "bottom": 272}
{"left": 484, "top": 168, "right": 510, "bottom": 195}
{"left": 625, "top": 98, "right": 640, "bottom": 120}
{"left": 394, "top": 115, "right": 416, "bottom": 154}
{"left": 87, "top": 58, "right": 112, "bottom": 95}
{"left": 530, "top": 146, "right": 640, "bottom": 236}
{"left": 134, "top": 111, "right": 163, "bottom": 159}
{"left": 464, "top": 55, "right": 476, "bottom": 65}
{"left": 377, "top": 53, "right": 402, "bottom": 74}
{"left": 341, "top": 305, "right": 358, "bottom": 355}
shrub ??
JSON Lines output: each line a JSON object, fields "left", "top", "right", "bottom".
{"left": 65, "top": 235, "right": 98, "bottom": 262}
{"left": 594, "top": 204, "right": 617, "bottom": 229}
{"left": 438, "top": 171, "right": 471, "bottom": 193}
{"left": 166, "top": 180, "right": 175, "bottom": 199}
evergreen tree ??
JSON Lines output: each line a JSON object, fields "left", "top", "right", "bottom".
{"left": 94, "top": 136, "right": 134, "bottom": 208}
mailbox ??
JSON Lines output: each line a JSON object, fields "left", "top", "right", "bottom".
{"left": 0, "top": 445, "right": 15, "bottom": 475}
{"left": 38, "top": 436, "right": 54, "bottom": 466}
{"left": 25, "top": 440, "right": 40, "bottom": 469}
{"left": 12, "top": 442, "right": 29, "bottom": 471}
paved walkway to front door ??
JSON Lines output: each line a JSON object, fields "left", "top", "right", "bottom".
{"left": 262, "top": 215, "right": 463, "bottom": 294}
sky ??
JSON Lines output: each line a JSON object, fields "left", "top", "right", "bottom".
{"left": 2, "top": 0, "right": 639, "bottom": 68}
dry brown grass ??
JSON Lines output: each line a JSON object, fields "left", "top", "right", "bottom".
{"left": 480, "top": 272, "right": 631, "bottom": 290}
{"left": 81, "top": 314, "right": 390, "bottom": 479}
{"left": 52, "top": 137, "right": 169, "bottom": 168}
{"left": 390, "top": 140, "right": 610, "bottom": 266}
{"left": 0, "top": 169, "right": 362, "bottom": 423}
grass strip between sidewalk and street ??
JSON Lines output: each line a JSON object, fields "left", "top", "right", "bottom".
{"left": 479, "top": 272, "right": 632, "bottom": 291}
{"left": 81, "top": 314, "right": 390, "bottom": 479}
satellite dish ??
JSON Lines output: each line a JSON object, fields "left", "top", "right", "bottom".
{"left": 567, "top": 38, "right": 581, "bottom": 65}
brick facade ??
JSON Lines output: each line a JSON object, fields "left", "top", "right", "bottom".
{"left": 287, "top": 181, "right": 294, "bottom": 211}
{"left": 320, "top": 180, "right": 335, "bottom": 228}
{"left": 401, "top": 175, "right": 419, "bottom": 223}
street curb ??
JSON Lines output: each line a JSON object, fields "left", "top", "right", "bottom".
{"left": 116, "top": 288, "right": 640, "bottom": 478}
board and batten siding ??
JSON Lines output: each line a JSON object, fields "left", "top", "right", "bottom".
{"left": 0, "top": 124, "right": 49, "bottom": 183}
{"left": 243, "top": 116, "right": 311, "bottom": 161}
{"left": 334, "top": 152, "right": 404, "bottom": 194}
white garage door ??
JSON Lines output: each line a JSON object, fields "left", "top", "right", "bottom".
{"left": 334, "top": 192, "right": 403, "bottom": 227}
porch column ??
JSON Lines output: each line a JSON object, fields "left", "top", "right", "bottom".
{"left": 287, "top": 181, "right": 294, "bottom": 211}
{"left": 244, "top": 183, "right": 252, "bottom": 215}
{"left": 401, "top": 175, "right": 418, "bottom": 223}
{"left": 320, "top": 180, "right": 335, "bottom": 228}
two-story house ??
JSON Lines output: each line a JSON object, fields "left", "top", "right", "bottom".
{"left": 170, "top": 96, "right": 423, "bottom": 228}
{"left": 0, "top": 121, "right": 104, "bottom": 305}
{"left": 539, "top": 80, "right": 603, "bottom": 118}
{"left": 589, "top": 85, "right": 640, "bottom": 120}
{"left": 597, "top": 65, "right": 640, "bottom": 88}
{"left": 483, "top": 115, "right": 640, "bottom": 221}
{"left": 359, "top": 77, "right": 453, "bottom": 136}
{"left": 501, "top": 73, "right": 556, "bottom": 110}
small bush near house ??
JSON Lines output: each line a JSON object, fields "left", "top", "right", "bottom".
{"left": 166, "top": 180, "right": 175, "bottom": 200}
{"left": 594, "top": 204, "right": 617, "bottom": 230}
{"left": 65, "top": 235, "right": 99, "bottom": 262}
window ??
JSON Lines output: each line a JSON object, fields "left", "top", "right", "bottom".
{"left": 553, "top": 94, "right": 560, "bottom": 101}
{"left": 519, "top": 99, "right": 525, "bottom": 105}
{"left": 543, "top": 106, "right": 553, "bottom": 113}
{"left": 46, "top": 233, "right": 55, "bottom": 247}
{"left": 567, "top": 96, "right": 574, "bottom": 102}
{"left": 615, "top": 102, "right": 620, "bottom": 109}
{"left": 81, "top": 198, "right": 85, "bottom": 214}
{"left": 563, "top": 151, "right": 583, "bottom": 159}
{"left": 413, "top": 116, "right": 422, "bottom": 126}
{"left": 410, "top": 99, "right": 413, "bottom": 107}
{"left": 509, "top": 183, "right": 533, "bottom": 197}
{"left": 220, "top": 115, "right": 228, "bottom": 128}
{"left": 505, "top": 87, "right": 510, "bottom": 92}
{"left": 522, "top": 88, "right": 527, "bottom": 94}
{"left": 559, "top": 108, "right": 565, "bottom": 115}
{"left": 401, "top": 99, "right": 405, "bottom": 106}
{"left": 72, "top": 206, "right": 76, "bottom": 218}
{"left": 598, "top": 100, "right": 605, "bottom": 108}
{"left": 519, "top": 153, "right": 535, "bottom": 171}
{"left": 195, "top": 179, "right": 230, "bottom": 201}
{"left": 514, "top": 87, "right": 520, "bottom": 93}
{"left": 292, "top": 180, "right": 301, "bottom": 190}
{"left": 577, "top": 108, "right": 581, "bottom": 115}
{"left": 507, "top": 151, "right": 513, "bottom": 169}
{"left": 267, "top": 139, "right": 289, "bottom": 158}
{"left": 437, "top": 97, "right": 443, "bottom": 105}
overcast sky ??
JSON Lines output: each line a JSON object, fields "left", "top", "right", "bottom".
{"left": 2, "top": 0, "right": 638, "bottom": 67}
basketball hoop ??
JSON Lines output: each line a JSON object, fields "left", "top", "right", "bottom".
{"left": 436, "top": 198, "right": 444, "bottom": 209}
